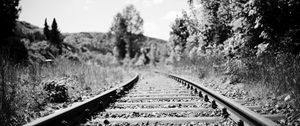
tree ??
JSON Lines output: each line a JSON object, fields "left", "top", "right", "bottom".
{"left": 50, "top": 18, "right": 63, "bottom": 54}
{"left": 253, "top": 0, "right": 300, "bottom": 55}
{"left": 169, "top": 12, "right": 190, "bottom": 60}
{"left": 0, "top": 0, "right": 20, "bottom": 44}
{"left": 43, "top": 18, "right": 51, "bottom": 40}
{"left": 109, "top": 5, "right": 144, "bottom": 60}
{"left": 122, "top": 4, "right": 144, "bottom": 35}
{"left": 122, "top": 4, "right": 144, "bottom": 58}
{"left": 174, "top": 0, "right": 233, "bottom": 58}
{"left": 110, "top": 13, "right": 127, "bottom": 59}
{"left": 0, "top": 0, "right": 28, "bottom": 64}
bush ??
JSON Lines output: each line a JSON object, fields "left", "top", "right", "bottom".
{"left": 43, "top": 81, "right": 68, "bottom": 103}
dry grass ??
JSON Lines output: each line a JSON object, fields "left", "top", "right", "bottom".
{"left": 237, "top": 53, "right": 300, "bottom": 107}
{"left": 0, "top": 56, "right": 132, "bottom": 126}
{"left": 169, "top": 53, "right": 223, "bottom": 79}
{"left": 169, "top": 52, "right": 300, "bottom": 109}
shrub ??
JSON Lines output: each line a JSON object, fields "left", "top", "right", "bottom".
{"left": 43, "top": 81, "right": 68, "bottom": 103}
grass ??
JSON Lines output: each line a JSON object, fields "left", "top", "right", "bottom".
{"left": 238, "top": 53, "right": 300, "bottom": 107}
{"left": 168, "top": 52, "right": 300, "bottom": 109}
{"left": 169, "top": 53, "right": 222, "bottom": 78}
{"left": 0, "top": 56, "right": 132, "bottom": 126}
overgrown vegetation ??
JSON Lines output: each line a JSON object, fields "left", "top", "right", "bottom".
{"left": 0, "top": 57, "right": 131, "bottom": 125}
{"left": 169, "top": 0, "right": 300, "bottom": 107}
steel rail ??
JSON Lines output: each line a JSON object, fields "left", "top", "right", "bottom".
{"left": 165, "top": 73, "right": 279, "bottom": 126}
{"left": 24, "top": 74, "right": 139, "bottom": 126}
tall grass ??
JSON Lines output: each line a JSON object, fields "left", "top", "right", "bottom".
{"left": 237, "top": 53, "right": 300, "bottom": 107}
{"left": 0, "top": 56, "right": 130, "bottom": 125}
{"left": 170, "top": 53, "right": 224, "bottom": 79}
{"left": 170, "top": 52, "right": 300, "bottom": 108}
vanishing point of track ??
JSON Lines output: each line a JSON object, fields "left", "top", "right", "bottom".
{"left": 25, "top": 72, "right": 280, "bottom": 126}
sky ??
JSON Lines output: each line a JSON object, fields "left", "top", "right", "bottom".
{"left": 19, "top": 0, "right": 188, "bottom": 40}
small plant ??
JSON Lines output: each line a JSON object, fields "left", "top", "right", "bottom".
{"left": 43, "top": 81, "right": 68, "bottom": 103}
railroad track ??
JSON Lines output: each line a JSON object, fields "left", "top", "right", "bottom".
{"left": 25, "top": 72, "right": 282, "bottom": 126}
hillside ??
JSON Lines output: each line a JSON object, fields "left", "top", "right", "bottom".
{"left": 15, "top": 21, "right": 170, "bottom": 64}
{"left": 64, "top": 32, "right": 169, "bottom": 55}
{"left": 16, "top": 21, "right": 43, "bottom": 34}
{"left": 15, "top": 21, "right": 44, "bottom": 40}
